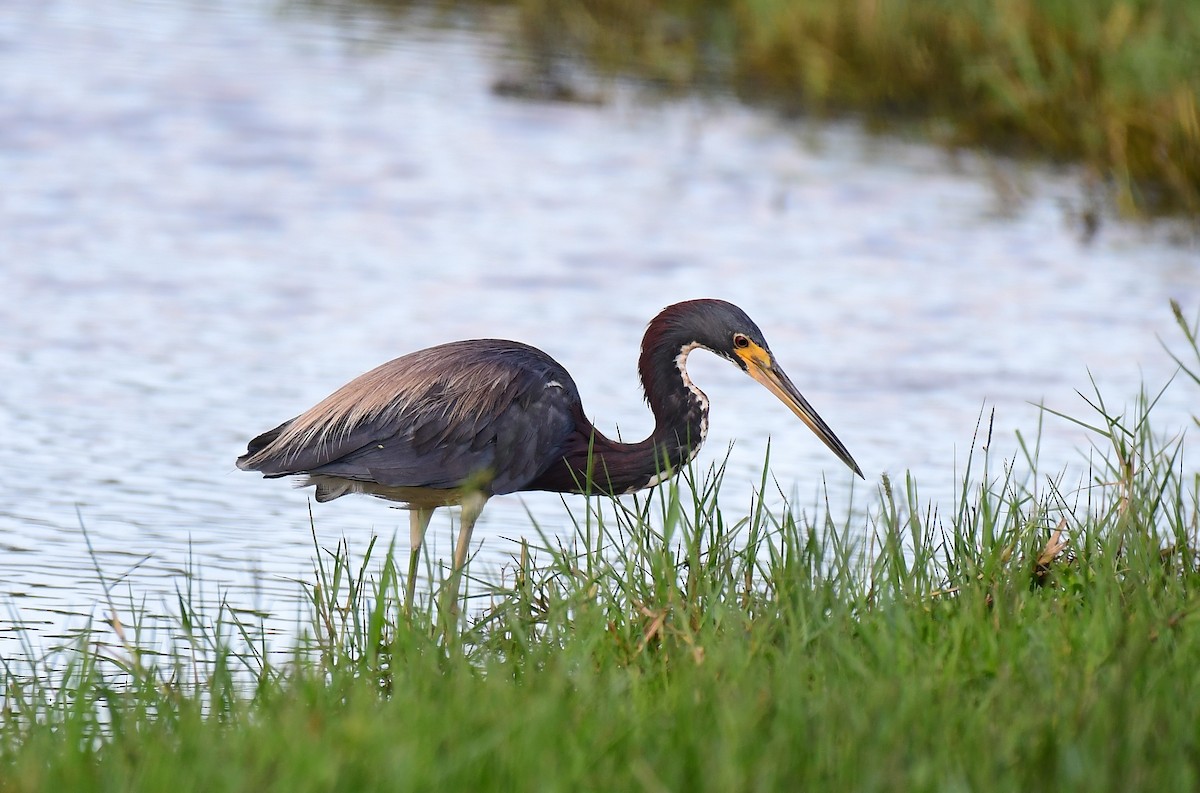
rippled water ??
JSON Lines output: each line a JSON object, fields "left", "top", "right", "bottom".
{"left": 2, "top": 0, "right": 1197, "bottom": 656}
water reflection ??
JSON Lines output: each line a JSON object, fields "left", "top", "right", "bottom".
{"left": 0, "top": 0, "right": 1196, "bottom": 658}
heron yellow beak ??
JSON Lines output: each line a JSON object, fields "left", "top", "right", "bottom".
{"left": 738, "top": 345, "right": 864, "bottom": 479}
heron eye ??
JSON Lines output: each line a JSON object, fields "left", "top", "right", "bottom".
{"left": 733, "top": 334, "right": 750, "bottom": 349}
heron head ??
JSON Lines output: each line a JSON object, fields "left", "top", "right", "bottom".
{"left": 659, "top": 299, "right": 864, "bottom": 480}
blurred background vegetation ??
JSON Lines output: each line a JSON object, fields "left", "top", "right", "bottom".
{"left": 366, "top": 0, "right": 1200, "bottom": 217}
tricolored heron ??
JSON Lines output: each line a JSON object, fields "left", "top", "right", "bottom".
{"left": 238, "top": 299, "right": 862, "bottom": 610}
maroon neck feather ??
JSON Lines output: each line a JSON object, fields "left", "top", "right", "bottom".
{"left": 529, "top": 307, "right": 711, "bottom": 495}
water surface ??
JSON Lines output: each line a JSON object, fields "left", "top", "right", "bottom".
{"left": 2, "top": 0, "right": 1197, "bottom": 655}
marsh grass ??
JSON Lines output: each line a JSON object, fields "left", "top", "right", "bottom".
{"left": 1, "top": 304, "right": 1199, "bottom": 791}
{"left": 486, "top": 0, "right": 1200, "bottom": 216}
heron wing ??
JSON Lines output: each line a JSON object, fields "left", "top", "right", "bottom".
{"left": 238, "top": 340, "right": 581, "bottom": 495}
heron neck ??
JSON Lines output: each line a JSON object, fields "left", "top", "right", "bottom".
{"left": 635, "top": 336, "right": 710, "bottom": 472}
{"left": 530, "top": 327, "right": 710, "bottom": 495}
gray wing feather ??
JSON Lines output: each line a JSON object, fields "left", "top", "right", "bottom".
{"left": 238, "top": 340, "right": 580, "bottom": 495}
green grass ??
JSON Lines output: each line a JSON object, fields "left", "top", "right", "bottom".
{"left": 489, "top": 0, "right": 1200, "bottom": 216}
{"left": 2, "top": 303, "right": 1199, "bottom": 791}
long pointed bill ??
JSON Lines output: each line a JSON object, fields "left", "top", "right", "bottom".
{"left": 744, "top": 356, "right": 864, "bottom": 479}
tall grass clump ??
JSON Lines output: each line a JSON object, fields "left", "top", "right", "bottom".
{"left": 504, "top": 0, "right": 1200, "bottom": 215}
{"left": 0, "top": 303, "right": 1198, "bottom": 790}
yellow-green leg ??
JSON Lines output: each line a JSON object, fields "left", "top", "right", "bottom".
{"left": 441, "top": 491, "right": 488, "bottom": 626}
{"left": 406, "top": 507, "right": 435, "bottom": 615}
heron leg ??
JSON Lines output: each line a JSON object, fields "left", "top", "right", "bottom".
{"left": 443, "top": 491, "right": 488, "bottom": 622}
{"left": 406, "top": 507, "right": 435, "bottom": 615}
